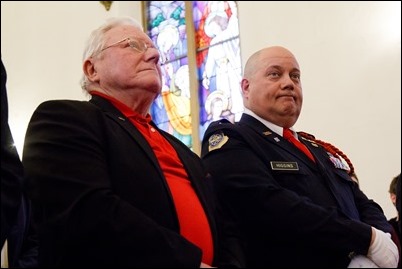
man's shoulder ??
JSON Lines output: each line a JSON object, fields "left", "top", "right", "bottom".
{"left": 36, "top": 99, "right": 89, "bottom": 110}
{"left": 204, "top": 119, "right": 240, "bottom": 139}
{"left": 209, "top": 119, "right": 235, "bottom": 128}
{"left": 35, "top": 99, "right": 99, "bottom": 114}
{"left": 388, "top": 217, "right": 398, "bottom": 224}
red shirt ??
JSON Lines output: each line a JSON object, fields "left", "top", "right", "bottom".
{"left": 90, "top": 91, "right": 214, "bottom": 264}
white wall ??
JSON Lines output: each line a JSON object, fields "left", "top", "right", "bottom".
{"left": 1, "top": 1, "right": 400, "bottom": 220}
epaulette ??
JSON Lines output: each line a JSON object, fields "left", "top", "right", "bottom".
{"left": 209, "top": 118, "right": 232, "bottom": 126}
{"left": 297, "top": 131, "right": 316, "bottom": 139}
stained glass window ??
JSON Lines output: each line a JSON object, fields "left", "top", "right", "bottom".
{"left": 145, "top": 1, "right": 242, "bottom": 152}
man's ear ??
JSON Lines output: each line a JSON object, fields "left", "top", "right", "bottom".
{"left": 391, "top": 193, "right": 397, "bottom": 205}
{"left": 241, "top": 78, "right": 249, "bottom": 97}
{"left": 83, "top": 58, "right": 99, "bottom": 83}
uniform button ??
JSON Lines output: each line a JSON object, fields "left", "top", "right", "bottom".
{"left": 150, "top": 127, "right": 156, "bottom": 132}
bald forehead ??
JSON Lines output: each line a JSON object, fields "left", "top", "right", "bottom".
{"left": 244, "top": 46, "right": 299, "bottom": 77}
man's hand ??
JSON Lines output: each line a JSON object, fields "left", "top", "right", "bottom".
{"left": 367, "top": 227, "right": 399, "bottom": 268}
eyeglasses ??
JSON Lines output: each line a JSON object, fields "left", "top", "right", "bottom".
{"left": 96, "top": 37, "right": 165, "bottom": 63}
{"left": 99, "top": 37, "right": 150, "bottom": 54}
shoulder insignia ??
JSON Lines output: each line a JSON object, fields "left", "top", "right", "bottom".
{"left": 208, "top": 132, "right": 229, "bottom": 152}
{"left": 300, "top": 136, "right": 319, "bottom": 147}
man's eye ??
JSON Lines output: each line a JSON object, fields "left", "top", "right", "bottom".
{"left": 269, "top": 72, "right": 279, "bottom": 77}
{"left": 291, "top": 74, "right": 300, "bottom": 80}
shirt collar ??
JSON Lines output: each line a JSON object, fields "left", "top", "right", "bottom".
{"left": 90, "top": 90, "right": 152, "bottom": 123}
{"left": 243, "top": 108, "right": 295, "bottom": 137}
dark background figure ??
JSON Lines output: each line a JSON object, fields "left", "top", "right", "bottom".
{"left": 399, "top": 176, "right": 402, "bottom": 268}
{"left": 397, "top": 174, "right": 401, "bottom": 235}
{"left": 389, "top": 173, "right": 401, "bottom": 268}
{"left": 388, "top": 174, "right": 401, "bottom": 238}
{"left": 1, "top": 57, "right": 38, "bottom": 268}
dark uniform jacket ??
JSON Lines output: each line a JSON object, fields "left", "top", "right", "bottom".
{"left": 201, "top": 114, "right": 392, "bottom": 268}
{"left": 22, "top": 95, "right": 220, "bottom": 268}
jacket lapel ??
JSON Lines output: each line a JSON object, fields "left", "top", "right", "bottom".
{"left": 90, "top": 96, "right": 164, "bottom": 177}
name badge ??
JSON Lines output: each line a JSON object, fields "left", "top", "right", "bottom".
{"left": 270, "top": 161, "right": 299, "bottom": 171}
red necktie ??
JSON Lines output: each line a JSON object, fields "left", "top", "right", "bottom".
{"left": 283, "top": 128, "right": 315, "bottom": 162}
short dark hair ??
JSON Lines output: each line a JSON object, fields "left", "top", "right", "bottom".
{"left": 389, "top": 173, "right": 401, "bottom": 194}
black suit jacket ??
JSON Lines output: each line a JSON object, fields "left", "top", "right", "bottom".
{"left": 201, "top": 114, "right": 392, "bottom": 268}
{"left": 22, "top": 95, "right": 219, "bottom": 268}
{"left": 2, "top": 58, "right": 38, "bottom": 268}
{"left": 1, "top": 58, "right": 24, "bottom": 248}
